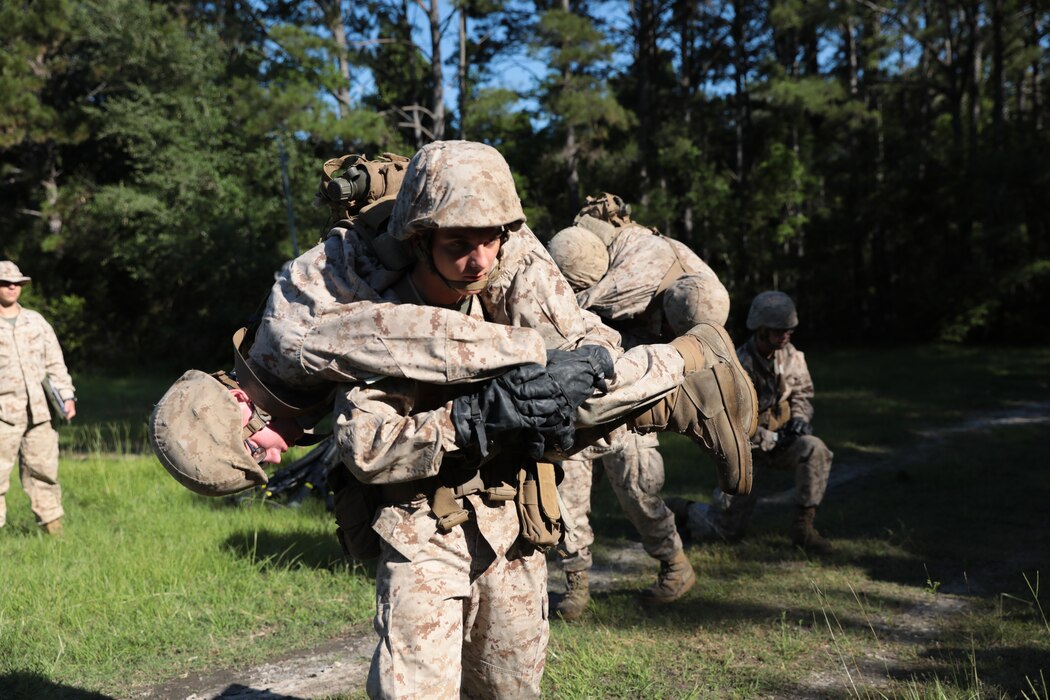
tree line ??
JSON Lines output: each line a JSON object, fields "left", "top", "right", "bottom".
{"left": 2, "top": 0, "right": 1047, "bottom": 370}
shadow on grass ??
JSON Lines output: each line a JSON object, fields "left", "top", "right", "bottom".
{"left": 221, "top": 528, "right": 354, "bottom": 573}
{"left": 0, "top": 672, "right": 115, "bottom": 700}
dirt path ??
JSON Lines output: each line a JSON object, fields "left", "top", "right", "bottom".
{"left": 128, "top": 401, "right": 1050, "bottom": 700}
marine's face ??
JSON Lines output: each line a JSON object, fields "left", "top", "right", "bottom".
{"left": 0, "top": 280, "right": 24, "bottom": 308}
{"left": 229, "top": 389, "right": 301, "bottom": 464}
{"left": 429, "top": 227, "right": 503, "bottom": 295}
{"left": 757, "top": 326, "right": 794, "bottom": 354}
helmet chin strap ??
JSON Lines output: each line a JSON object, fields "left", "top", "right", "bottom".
{"left": 442, "top": 259, "right": 501, "bottom": 293}
{"left": 411, "top": 229, "right": 506, "bottom": 295}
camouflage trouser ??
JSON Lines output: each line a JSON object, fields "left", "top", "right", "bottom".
{"left": 577, "top": 343, "right": 683, "bottom": 428}
{"left": 712, "top": 434, "right": 833, "bottom": 538}
{"left": 367, "top": 495, "right": 548, "bottom": 699}
{"left": 557, "top": 431, "right": 683, "bottom": 573}
{"left": 556, "top": 455, "right": 596, "bottom": 573}
{"left": 603, "top": 431, "right": 682, "bottom": 562}
{"left": 0, "top": 417, "right": 63, "bottom": 528}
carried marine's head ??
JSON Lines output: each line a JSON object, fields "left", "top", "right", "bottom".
{"left": 149, "top": 370, "right": 269, "bottom": 497}
{"left": 746, "top": 290, "right": 798, "bottom": 331}
{"left": 388, "top": 140, "right": 526, "bottom": 292}
{"left": 547, "top": 225, "right": 609, "bottom": 292}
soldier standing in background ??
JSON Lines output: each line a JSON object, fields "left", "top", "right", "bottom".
{"left": 671, "top": 291, "right": 835, "bottom": 554}
{"left": 0, "top": 261, "right": 76, "bottom": 535}
{"left": 546, "top": 194, "right": 733, "bottom": 617}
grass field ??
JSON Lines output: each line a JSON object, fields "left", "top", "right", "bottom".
{"left": 1, "top": 345, "right": 1048, "bottom": 699}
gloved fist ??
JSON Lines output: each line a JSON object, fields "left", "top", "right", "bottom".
{"left": 545, "top": 345, "right": 614, "bottom": 409}
{"left": 783, "top": 417, "right": 813, "bottom": 436}
{"left": 451, "top": 362, "right": 573, "bottom": 461}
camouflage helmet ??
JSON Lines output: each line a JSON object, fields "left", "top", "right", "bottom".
{"left": 148, "top": 370, "right": 268, "bottom": 497}
{"left": 746, "top": 290, "right": 799, "bottom": 330}
{"left": 663, "top": 274, "right": 731, "bottom": 334}
{"left": 388, "top": 140, "right": 526, "bottom": 241}
{"left": 547, "top": 225, "right": 609, "bottom": 291}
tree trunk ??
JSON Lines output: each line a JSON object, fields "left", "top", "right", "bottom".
{"left": 458, "top": 2, "right": 468, "bottom": 139}
{"left": 423, "top": 0, "right": 445, "bottom": 140}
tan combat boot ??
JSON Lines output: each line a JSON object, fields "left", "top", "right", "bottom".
{"left": 791, "top": 506, "right": 834, "bottom": 555}
{"left": 556, "top": 570, "right": 591, "bottom": 621}
{"left": 42, "top": 518, "right": 63, "bottom": 537}
{"left": 643, "top": 550, "right": 696, "bottom": 604}
{"left": 629, "top": 322, "right": 758, "bottom": 496}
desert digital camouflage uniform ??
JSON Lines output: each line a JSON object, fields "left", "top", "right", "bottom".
{"left": 248, "top": 200, "right": 687, "bottom": 431}
{"left": 0, "top": 305, "right": 75, "bottom": 528}
{"left": 245, "top": 143, "right": 754, "bottom": 694}
{"left": 575, "top": 222, "right": 729, "bottom": 339}
{"left": 706, "top": 336, "right": 833, "bottom": 537}
{"left": 322, "top": 142, "right": 694, "bottom": 698}
{"left": 548, "top": 200, "right": 730, "bottom": 602}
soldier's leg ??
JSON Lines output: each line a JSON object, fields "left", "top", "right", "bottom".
{"left": 367, "top": 512, "right": 473, "bottom": 700}
{"left": 0, "top": 420, "right": 26, "bottom": 527}
{"left": 556, "top": 455, "right": 595, "bottom": 574}
{"left": 770, "top": 435, "right": 834, "bottom": 552}
{"left": 604, "top": 432, "right": 695, "bottom": 602}
{"left": 462, "top": 520, "right": 549, "bottom": 699}
{"left": 576, "top": 343, "right": 683, "bottom": 426}
{"left": 552, "top": 453, "right": 596, "bottom": 620}
{"left": 578, "top": 323, "right": 758, "bottom": 497}
{"left": 602, "top": 432, "right": 682, "bottom": 562}
{"left": 770, "top": 435, "right": 834, "bottom": 509}
{"left": 19, "top": 421, "right": 63, "bottom": 526}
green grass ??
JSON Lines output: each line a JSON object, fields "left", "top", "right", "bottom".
{"left": 2, "top": 345, "right": 1048, "bottom": 698}
{"left": 561, "top": 345, "right": 1050, "bottom": 698}
{"left": 0, "top": 453, "right": 374, "bottom": 697}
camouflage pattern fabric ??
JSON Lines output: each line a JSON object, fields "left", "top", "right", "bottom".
{"left": 553, "top": 221, "right": 724, "bottom": 576}
{"left": 601, "top": 431, "right": 682, "bottom": 562}
{"left": 555, "top": 454, "right": 596, "bottom": 573}
{"left": 367, "top": 496, "right": 547, "bottom": 699}
{"left": 388, "top": 140, "right": 527, "bottom": 238}
{"left": 575, "top": 224, "right": 728, "bottom": 340}
{"left": 736, "top": 337, "right": 815, "bottom": 425}
{"left": 252, "top": 223, "right": 685, "bottom": 431}
{"left": 0, "top": 309, "right": 74, "bottom": 527}
{"left": 319, "top": 142, "right": 693, "bottom": 696}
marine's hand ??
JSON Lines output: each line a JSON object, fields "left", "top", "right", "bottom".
{"left": 450, "top": 363, "right": 573, "bottom": 460}
{"left": 545, "top": 345, "right": 614, "bottom": 409}
{"left": 783, "top": 417, "right": 812, "bottom": 436}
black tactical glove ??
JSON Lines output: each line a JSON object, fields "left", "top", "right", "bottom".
{"left": 545, "top": 345, "right": 614, "bottom": 409}
{"left": 451, "top": 362, "right": 573, "bottom": 461}
{"left": 543, "top": 345, "right": 615, "bottom": 453}
{"left": 784, "top": 417, "right": 813, "bottom": 436}
{"left": 776, "top": 417, "right": 812, "bottom": 449}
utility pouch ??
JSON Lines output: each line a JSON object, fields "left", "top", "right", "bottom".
{"left": 330, "top": 467, "right": 382, "bottom": 561}
{"left": 515, "top": 462, "right": 563, "bottom": 550}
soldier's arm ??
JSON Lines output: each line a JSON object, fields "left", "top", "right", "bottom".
{"left": 40, "top": 317, "right": 75, "bottom": 400}
{"left": 785, "top": 348, "right": 815, "bottom": 423}
{"left": 486, "top": 227, "right": 623, "bottom": 355}
{"left": 333, "top": 379, "right": 459, "bottom": 485}
{"left": 250, "top": 230, "right": 547, "bottom": 390}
